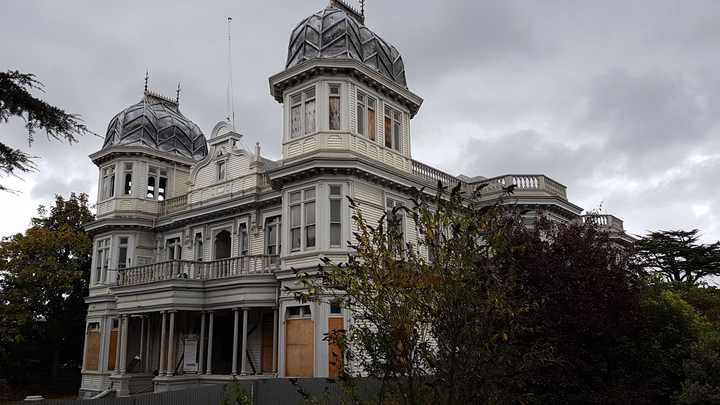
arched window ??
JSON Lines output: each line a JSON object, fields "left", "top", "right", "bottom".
{"left": 214, "top": 230, "right": 232, "bottom": 260}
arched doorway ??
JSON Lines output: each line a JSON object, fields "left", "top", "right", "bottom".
{"left": 214, "top": 230, "right": 231, "bottom": 259}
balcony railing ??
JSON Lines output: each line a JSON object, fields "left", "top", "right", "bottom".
{"left": 468, "top": 174, "right": 568, "bottom": 199}
{"left": 581, "top": 214, "right": 625, "bottom": 232}
{"left": 117, "top": 255, "right": 279, "bottom": 287}
{"left": 411, "top": 159, "right": 462, "bottom": 188}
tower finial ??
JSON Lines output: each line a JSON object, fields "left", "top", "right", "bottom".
{"left": 176, "top": 82, "right": 181, "bottom": 104}
{"left": 144, "top": 69, "right": 149, "bottom": 93}
{"left": 360, "top": 0, "right": 365, "bottom": 17}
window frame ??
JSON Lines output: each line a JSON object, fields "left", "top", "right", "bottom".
{"left": 94, "top": 237, "right": 111, "bottom": 284}
{"left": 288, "top": 187, "right": 317, "bottom": 252}
{"left": 289, "top": 85, "right": 318, "bottom": 139}
{"left": 238, "top": 222, "right": 249, "bottom": 256}
{"left": 122, "top": 163, "right": 133, "bottom": 196}
{"left": 166, "top": 236, "right": 182, "bottom": 261}
{"left": 216, "top": 159, "right": 227, "bottom": 182}
{"left": 265, "top": 215, "right": 282, "bottom": 258}
{"left": 100, "top": 164, "right": 116, "bottom": 201}
{"left": 146, "top": 166, "right": 169, "bottom": 201}
{"left": 385, "top": 194, "right": 406, "bottom": 244}
{"left": 329, "top": 83, "right": 342, "bottom": 131}
{"left": 193, "top": 231, "right": 204, "bottom": 261}
{"left": 117, "top": 236, "right": 130, "bottom": 270}
{"left": 329, "top": 184, "right": 344, "bottom": 248}
{"left": 356, "top": 91, "right": 376, "bottom": 141}
{"left": 286, "top": 305, "right": 312, "bottom": 320}
{"left": 383, "top": 104, "right": 403, "bottom": 153}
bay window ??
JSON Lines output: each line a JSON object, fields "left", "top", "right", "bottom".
{"left": 356, "top": 92, "right": 376, "bottom": 141}
{"left": 289, "top": 188, "right": 316, "bottom": 251}
{"left": 329, "top": 185, "right": 343, "bottom": 247}
{"left": 384, "top": 106, "right": 403, "bottom": 152}
{"left": 329, "top": 84, "right": 341, "bottom": 130}
{"left": 101, "top": 165, "right": 115, "bottom": 200}
{"left": 290, "top": 86, "right": 317, "bottom": 139}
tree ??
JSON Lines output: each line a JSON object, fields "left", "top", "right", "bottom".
{"left": 636, "top": 230, "right": 720, "bottom": 287}
{"left": 0, "top": 193, "right": 93, "bottom": 384}
{"left": 0, "top": 70, "right": 92, "bottom": 191}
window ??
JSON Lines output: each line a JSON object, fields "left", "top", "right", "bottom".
{"left": 147, "top": 167, "right": 168, "bottom": 201}
{"left": 356, "top": 92, "right": 376, "bottom": 140}
{"left": 386, "top": 196, "right": 405, "bottom": 242}
{"left": 194, "top": 232, "right": 203, "bottom": 261}
{"left": 217, "top": 160, "right": 226, "bottom": 181}
{"left": 265, "top": 216, "right": 281, "bottom": 257}
{"left": 287, "top": 305, "right": 312, "bottom": 319}
{"left": 329, "top": 84, "right": 341, "bottom": 130}
{"left": 166, "top": 237, "right": 181, "bottom": 261}
{"left": 329, "top": 185, "right": 343, "bottom": 248}
{"left": 117, "top": 237, "right": 128, "bottom": 269}
{"left": 289, "top": 86, "right": 317, "bottom": 138}
{"left": 289, "top": 188, "right": 316, "bottom": 251}
{"left": 87, "top": 322, "right": 100, "bottom": 332}
{"left": 238, "top": 223, "right": 248, "bottom": 256}
{"left": 95, "top": 238, "right": 110, "bottom": 284}
{"left": 384, "top": 106, "right": 403, "bottom": 152}
{"left": 330, "top": 301, "right": 342, "bottom": 315}
{"left": 101, "top": 165, "right": 115, "bottom": 200}
{"left": 123, "top": 163, "right": 133, "bottom": 195}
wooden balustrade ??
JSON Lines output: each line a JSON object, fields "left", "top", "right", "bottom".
{"left": 159, "top": 194, "right": 188, "bottom": 216}
{"left": 581, "top": 214, "right": 625, "bottom": 232}
{"left": 117, "top": 255, "right": 279, "bottom": 286}
{"left": 411, "top": 159, "right": 462, "bottom": 188}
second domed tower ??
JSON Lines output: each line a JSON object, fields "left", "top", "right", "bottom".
{"left": 269, "top": 0, "right": 422, "bottom": 172}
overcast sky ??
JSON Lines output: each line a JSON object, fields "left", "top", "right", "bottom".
{"left": 1, "top": 0, "right": 719, "bottom": 242}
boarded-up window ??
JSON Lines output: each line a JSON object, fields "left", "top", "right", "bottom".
{"left": 261, "top": 313, "right": 274, "bottom": 373}
{"left": 328, "top": 317, "right": 344, "bottom": 378}
{"left": 84, "top": 322, "right": 101, "bottom": 371}
{"left": 285, "top": 319, "right": 314, "bottom": 377}
{"left": 107, "top": 319, "right": 119, "bottom": 371}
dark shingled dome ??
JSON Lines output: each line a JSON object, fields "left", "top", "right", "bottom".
{"left": 286, "top": 4, "right": 408, "bottom": 88}
{"left": 102, "top": 92, "right": 208, "bottom": 161}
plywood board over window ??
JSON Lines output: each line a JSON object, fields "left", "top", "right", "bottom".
{"left": 261, "top": 313, "right": 274, "bottom": 373}
{"left": 328, "top": 317, "right": 345, "bottom": 378}
{"left": 107, "top": 321, "right": 119, "bottom": 371}
{"left": 285, "top": 319, "right": 314, "bottom": 377}
{"left": 84, "top": 322, "right": 101, "bottom": 371}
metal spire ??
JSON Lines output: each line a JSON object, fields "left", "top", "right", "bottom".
{"left": 144, "top": 69, "right": 149, "bottom": 93}
{"left": 226, "top": 16, "right": 236, "bottom": 127}
{"left": 360, "top": 0, "right": 365, "bottom": 17}
{"left": 176, "top": 82, "right": 181, "bottom": 105}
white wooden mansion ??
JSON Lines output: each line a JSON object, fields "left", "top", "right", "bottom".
{"left": 79, "top": 1, "right": 631, "bottom": 398}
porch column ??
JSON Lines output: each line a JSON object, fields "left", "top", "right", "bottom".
{"left": 139, "top": 316, "right": 145, "bottom": 370}
{"left": 159, "top": 311, "right": 167, "bottom": 376}
{"left": 166, "top": 310, "right": 176, "bottom": 376}
{"left": 232, "top": 308, "right": 239, "bottom": 375}
{"left": 198, "top": 311, "right": 206, "bottom": 374}
{"left": 114, "top": 317, "right": 122, "bottom": 375}
{"left": 119, "top": 314, "right": 129, "bottom": 375}
{"left": 206, "top": 311, "right": 214, "bottom": 374}
{"left": 272, "top": 308, "right": 278, "bottom": 374}
{"left": 144, "top": 316, "right": 152, "bottom": 374}
{"left": 240, "top": 308, "right": 248, "bottom": 375}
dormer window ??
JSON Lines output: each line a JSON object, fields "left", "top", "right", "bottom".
{"left": 356, "top": 92, "right": 376, "bottom": 141}
{"left": 101, "top": 165, "right": 115, "bottom": 200}
{"left": 329, "top": 84, "right": 341, "bottom": 130}
{"left": 147, "top": 167, "right": 168, "bottom": 201}
{"left": 290, "top": 86, "right": 317, "bottom": 139}
{"left": 384, "top": 106, "right": 403, "bottom": 152}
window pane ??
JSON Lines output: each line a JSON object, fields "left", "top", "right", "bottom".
{"left": 305, "top": 202, "right": 315, "bottom": 225}
{"left": 124, "top": 173, "right": 132, "bottom": 195}
{"left": 291, "top": 228, "right": 301, "bottom": 250}
{"left": 118, "top": 247, "right": 127, "bottom": 269}
{"left": 385, "top": 117, "right": 392, "bottom": 148}
{"left": 158, "top": 177, "right": 167, "bottom": 201}
{"left": 368, "top": 109, "right": 375, "bottom": 141}
{"left": 304, "top": 188, "right": 315, "bottom": 200}
{"left": 394, "top": 122, "right": 401, "bottom": 151}
{"left": 329, "top": 185, "right": 342, "bottom": 196}
{"left": 330, "top": 223, "right": 341, "bottom": 247}
{"left": 306, "top": 225, "right": 316, "bottom": 248}
{"left": 329, "top": 96, "right": 341, "bottom": 130}
{"left": 291, "top": 105, "right": 301, "bottom": 138}
{"left": 291, "top": 205, "right": 301, "bottom": 227}
{"left": 330, "top": 199, "right": 341, "bottom": 222}
{"left": 289, "top": 191, "right": 301, "bottom": 203}
{"left": 147, "top": 176, "right": 155, "bottom": 198}
{"left": 305, "top": 99, "right": 316, "bottom": 134}
{"left": 357, "top": 103, "right": 364, "bottom": 135}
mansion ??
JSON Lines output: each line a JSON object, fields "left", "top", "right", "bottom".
{"left": 79, "top": 1, "right": 631, "bottom": 398}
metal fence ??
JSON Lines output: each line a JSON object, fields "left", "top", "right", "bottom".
{"left": 17, "top": 384, "right": 226, "bottom": 405}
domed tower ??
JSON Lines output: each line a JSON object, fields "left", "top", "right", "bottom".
{"left": 269, "top": 0, "right": 422, "bottom": 171}
{"left": 86, "top": 88, "right": 208, "bottom": 287}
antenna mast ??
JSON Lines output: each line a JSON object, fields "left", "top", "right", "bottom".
{"left": 226, "top": 16, "right": 236, "bottom": 127}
